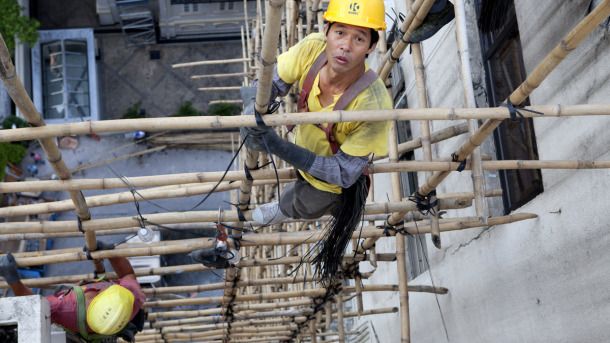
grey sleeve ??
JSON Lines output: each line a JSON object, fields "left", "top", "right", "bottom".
{"left": 307, "top": 150, "right": 369, "bottom": 188}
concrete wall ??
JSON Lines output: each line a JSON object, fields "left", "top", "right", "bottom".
{"left": 359, "top": 1, "right": 610, "bottom": 342}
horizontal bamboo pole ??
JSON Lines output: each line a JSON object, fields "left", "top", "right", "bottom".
{"left": 145, "top": 282, "right": 428, "bottom": 309}
{"left": 209, "top": 99, "right": 243, "bottom": 105}
{"left": 148, "top": 299, "right": 314, "bottom": 320}
{"left": 397, "top": 122, "right": 468, "bottom": 157}
{"left": 172, "top": 58, "right": 249, "bottom": 68}
{"left": 0, "top": 198, "right": 471, "bottom": 234}
{"left": 192, "top": 72, "right": 249, "bottom": 79}
{"left": 198, "top": 86, "right": 242, "bottom": 91}
{"left": 5, "top": 157, "right": 607, "bottom": 194}
{"left": 0, "top": 179, "right": 283, "bottom": 218}
{"left": 0, "top": 168, "right": 295, "bottom": 193}
{"left": 2, "top": 213, "right": 533, "bottom": 285}
{"left": 1, "top": 104, "right": 608, "bottom": 142}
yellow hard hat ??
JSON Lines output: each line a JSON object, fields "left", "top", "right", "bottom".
{"left": 323, "top": 0, "right": 386, "bottom": 31}
{"left": 86, "top": 285, "right": 134, "bottom": 335}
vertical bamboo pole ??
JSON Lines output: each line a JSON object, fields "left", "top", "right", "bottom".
{"left": 336, "top": 292, "right": 345, "bottom": 343}
{"left": 310, "top": 316, "right": 318, "bottom": 343}
{"left": 241, "top": 26, "right": 249, "bottom": 85}
{"left": 415, "top": 0, "right": 610, "bottom": 198}
{"left": 377, "top": 0, "right": 435, "bottom": 80}
{"left": 0, "top": 33, "right": 104, "bottom": 275}
{"left": 311, "top": 0, "right": 324, "bottom": 32}
{"left": 306, "top": 0, "right": 314, "bottom": 34}
{"left": 355, "top": 275, "right": 364, "bottom": 314}
{"left": 410, "top": 37, "right": 441, "bottom": 248}
{"left": 389, "top": 120, "right": 411, "bottom": 342}
{"left": 325, "top": 302, "right": 332, "bottom": 331}
{"left": 455, "top": 0, "right": 487, "bottom": 222}
{"left": 238, "top": 0, "right": 285, "bottom": 213}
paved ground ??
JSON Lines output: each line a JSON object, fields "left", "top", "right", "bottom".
{"left": 97, "top": 33, "right": 245, "bottom": 120}
{"left": 20, "top": 134, "right": 234, "bottom": 301}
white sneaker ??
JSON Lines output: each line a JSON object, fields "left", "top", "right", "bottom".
{"left": 252, "top": 201, "right": 288, "bottom": 225}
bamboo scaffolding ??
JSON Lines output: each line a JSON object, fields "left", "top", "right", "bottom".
{"left": 2, "top": 103, "right": 609, "bottom": 142}
{"left": 0, "top": 213, "right": 537, "bottom": 267}
{"left": 0, "top": 33, "right": 104, "bottom": 275}
{"left": 145, "top": 283, "right": 441, "bottom": 310}
{"left": 172, "top": 58, "right": 249, "bottom": 68}
{"left": 191, "top": 72, "right": 249, "bottom": 79}
{"left": 4, "top": 158, "right": 608, "bottom": 194}
{"left": 400, "top": 0, "right": 610, "bottom": 228}
{"left": 0, "top": 197, "right": 485, "bottom": 235}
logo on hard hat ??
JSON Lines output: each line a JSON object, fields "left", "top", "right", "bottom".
{"left": 348, "top": 2, "right": 360, "bottom": 15}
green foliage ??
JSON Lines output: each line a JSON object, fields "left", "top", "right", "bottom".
{"left": 207, "top": 103, "right": 241, "bottom": 116}
{"left": 172, "top": 101, "right": 201, "bottom": 117}
{"left": 0, "top": 0, "right": 40, "bottom": 52}
{"left": 122, "top": 101, "right": 145, "bottom": 119}
{"left": 2, "top": 115, "right": 30, "bottom": 148}
{"left": 0, "top": 142, "right": 26, "bottom": 180}
{"left": 2, "top": 114, "right": 28, "bottom": 130}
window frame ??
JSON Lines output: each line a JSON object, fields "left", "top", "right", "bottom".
{"left": 31, "top": 29, "right": 99, "bottom": 123}
{"left": 476, "top": 0, "right": 544, "bottom": 213}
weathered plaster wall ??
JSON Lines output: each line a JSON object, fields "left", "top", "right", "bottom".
{"left": 360, "top": 1, "right": 610, "bottom": 342}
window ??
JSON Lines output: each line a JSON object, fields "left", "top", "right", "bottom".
{"left": 395, "top": 93, "right": 429, "bottom": 280}
{"left": 32, "top": 29, "right": 99, "bottom": 122}
{"left": 41, "top": 40, "right": 90, "bottom": 119}
{"left": 184, "top": 4, "right": 190, "bottom": 12}
{"left": 478, "top": 0, "right": 543, "bottom": 213}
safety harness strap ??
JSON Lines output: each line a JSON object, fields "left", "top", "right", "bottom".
{"left": 74, "top": 286, "right": 90, "bottom": 340}
{"left": 295, "top": 51, "right": 379, "bottom": 154}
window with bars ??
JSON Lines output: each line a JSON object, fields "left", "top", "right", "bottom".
{"left": 477, "top": 0, "right": 543, "bottom": 213}
{"left": 41, "top": 40, "right": 90, "bottom": 120}
{"left": 32, "top": 29, "right": 99, "bottom": 122}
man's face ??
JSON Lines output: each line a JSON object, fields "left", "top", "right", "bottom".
{"left": 325, "top": 23, "right": 376, "bottom": 74}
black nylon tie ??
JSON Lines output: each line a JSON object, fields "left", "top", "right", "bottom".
{"left": 452, "top": 153, "right": 467, "bottom": 172}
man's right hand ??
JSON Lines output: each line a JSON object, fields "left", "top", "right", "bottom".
{"left": 0, "top": 253, "right": 21, "bottom": 284}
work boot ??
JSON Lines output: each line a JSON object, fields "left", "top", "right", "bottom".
{"left": 408, "top": 0, "right": 455, "bottom": 43}
{"left": 252, "top": 201, "right": 288, "bottom": 225}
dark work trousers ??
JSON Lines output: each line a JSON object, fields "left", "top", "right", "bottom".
{"left": 279, "top": 178, "right": 341, "bottom": 219}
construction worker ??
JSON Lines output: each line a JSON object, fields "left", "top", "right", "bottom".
{"left": 239, "top": 0, "right": 391, "bottom": 279}
{"left": 0, "top": 241, "right": 146, "bottom": 342}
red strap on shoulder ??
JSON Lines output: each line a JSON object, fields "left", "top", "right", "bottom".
{"left": 297, "top": 52, "right": 328, "bottom": 113}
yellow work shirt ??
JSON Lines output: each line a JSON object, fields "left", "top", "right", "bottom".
{"left": 277, "top": 32, "right": 392, "bottom": 194}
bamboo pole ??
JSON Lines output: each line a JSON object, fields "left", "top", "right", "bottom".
{"left": 4, "top": 158, "right": 608, "bottom": 194}
{"left": 238, "top": 0, "right": 286, "bottom": 218}
{"left": 0, "top": 33, "right": 104, "bottom": 275}
{"left": 388, "top": 121, "right": 411, "bottom": 342}
{"left": 2, "top": 103, "right": 609, "bottom": 142}
{"left": 198, "top": 86, "right": 242, "bottom": 91}
{"left": 70, "top": 145, "right": 167, "bottom": 173}
{"left": 0, "top": 197, "right": 484, "bottom": 234}
{"left": 455, "top": 0, "right": 487, "bottom": 223}
{"left": 411, "top": 0, "right": 610, "bottom": 214}
{"left": 172, "top": 58, "right": 249, "bottom": 68}
{"left": 209, "top": 99, "right": 243, "bottom": 105}
{"left": 336, "top": 292, "right": 345, "bottom": 343}
{"left": 377, "top": 0, "right": 435, "bottom": 80}
{"left": 191, "top": 72, "right": 249, "bottom": 80}
{"left": 410, "top": 38, "right": 441, "bottom": 248}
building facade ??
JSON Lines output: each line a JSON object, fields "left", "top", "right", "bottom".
{"left": 361, "top": 0, "right": 610, "bottom": 342}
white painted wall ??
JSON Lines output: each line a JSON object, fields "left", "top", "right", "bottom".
{"left": 359, "top": 1, "right": 610, "bottom": 342}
